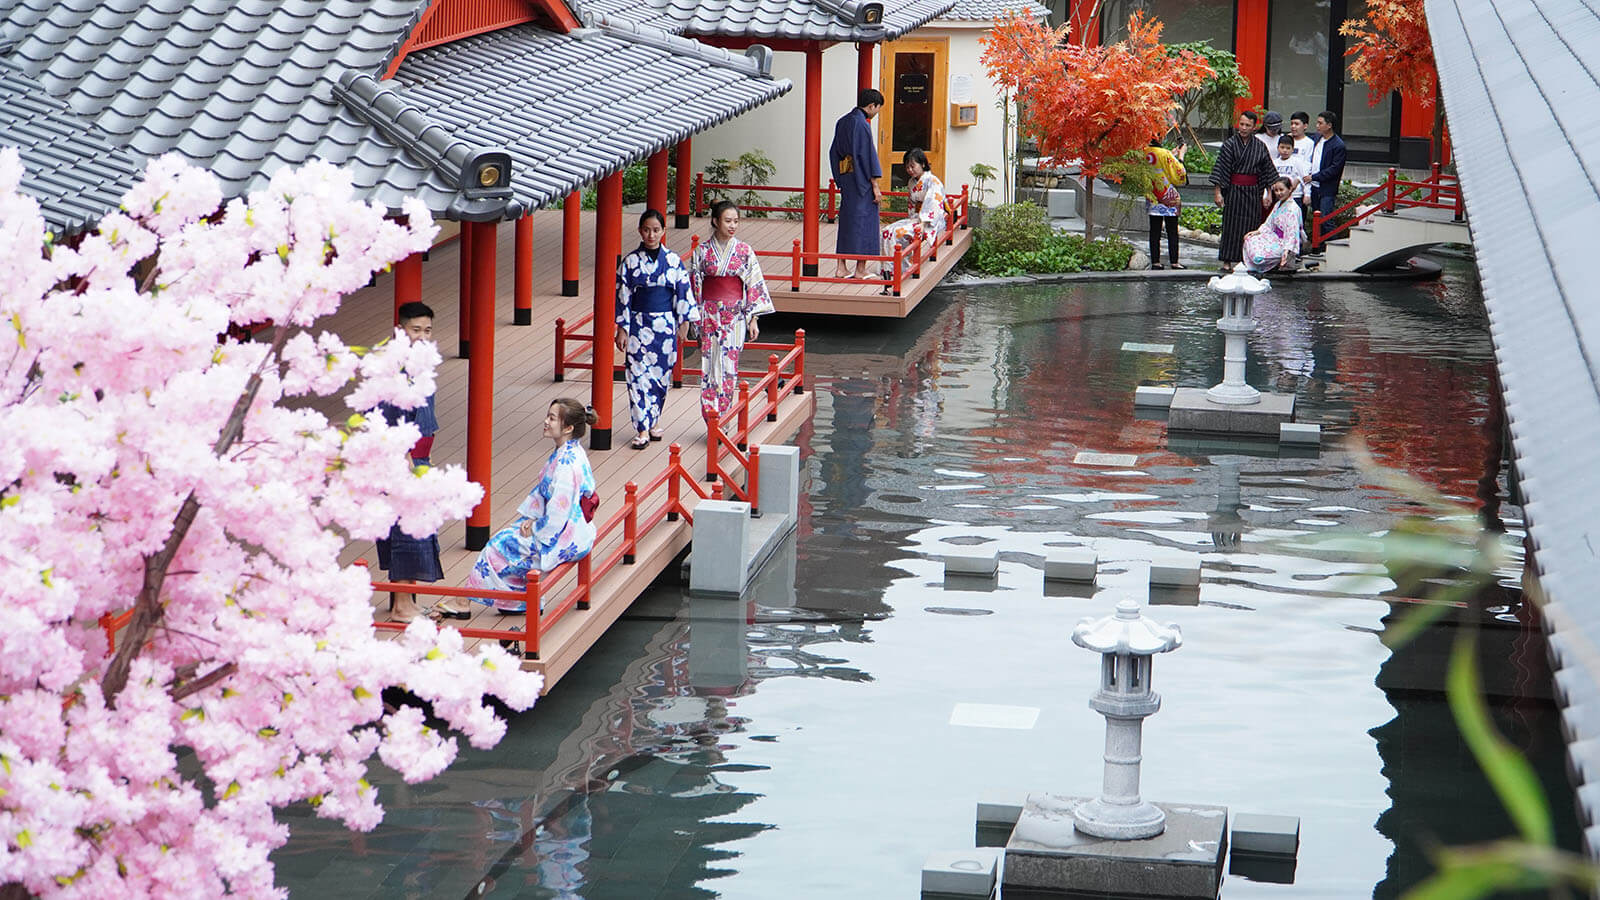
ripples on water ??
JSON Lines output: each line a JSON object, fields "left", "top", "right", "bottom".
{"left": 275, "top": 261, "right": 1579, "bottom": 900}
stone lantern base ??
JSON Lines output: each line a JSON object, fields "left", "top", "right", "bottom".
{"left": 1168, "top": 388, "right": 1296, "bottom": 436}
{"left": 1005, "top": 794, "right": 1228, "bottom": 899}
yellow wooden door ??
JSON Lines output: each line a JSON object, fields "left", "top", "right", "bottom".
{"left": 877, "top": 37, "right": 948, "bottom": 192}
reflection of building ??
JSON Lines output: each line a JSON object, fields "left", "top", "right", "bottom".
{"left": 1047, "top": 0, "right": 1439, "bottom": 166}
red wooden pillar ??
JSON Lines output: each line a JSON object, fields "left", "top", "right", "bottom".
{"left": 857, "top": 42, "right": 873, "bottom": 93}
{"left": 513, "top": 215, "right": 533, "bottom": 325}
{"left": 394, "top": 251, "right": 422, "bottom": 326}
{"left": 675, "top": 138, "right": 693, "bottom": 229}
{"left": 590, "top": 171, "right": 623, "bottom": 451}
{"left": 647, "top": 148, "right": 670, "bottom": 215}
{"left": 802, "top": 44, "right": 823, "bottom": 277}
{"left": 1233, "top": 0, "right": 1269, "bottom": 115}
{"left": 457, "top": 223, "right": 474, "bottom": 358}
{"left": 464, "top": 220, "right": 498, "bottom": 551}
{"left": 562, "top": 190, "right": 581, "bottom": 297}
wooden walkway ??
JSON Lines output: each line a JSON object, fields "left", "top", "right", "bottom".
{"left": 316, "top": 209, "right": 814, "bottom": 693}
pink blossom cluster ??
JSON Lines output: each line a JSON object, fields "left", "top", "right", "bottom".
{"left": 0, "top": 150, "right": 542, "bottom": 898}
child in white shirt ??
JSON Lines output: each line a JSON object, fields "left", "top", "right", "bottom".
{"left": 1273, "top": 135, "right": 1311, "bottom": 207}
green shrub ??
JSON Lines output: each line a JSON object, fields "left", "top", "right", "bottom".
{"left": 1178, "top": 204, "right": 1222, "bottom": 235}
{"left": 1182, "top": 145, "right": 1215, "bottom": 175}
{"left": 975, "top": 201, "right": 1052, "bottom": 257}
{"left": 970, "top": 230, "right": 1134, "bottom": 276}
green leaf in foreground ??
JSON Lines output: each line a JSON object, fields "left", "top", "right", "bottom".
{"left": 1446, "top": 632, "right": 1553, "bottom": 846}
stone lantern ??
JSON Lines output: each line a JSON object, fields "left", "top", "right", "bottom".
{"left": 1204, "top": 270, "right": 1271, "bottom": 406}
{"left": 1070, "top": 598, "right": 1182, "bottom": 839}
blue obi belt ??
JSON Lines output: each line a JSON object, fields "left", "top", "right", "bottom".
{"left": 629, "top": 284, "right": 676, "bottom": 314}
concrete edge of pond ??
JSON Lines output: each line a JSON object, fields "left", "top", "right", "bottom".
{"left": 940, "top": 259, "right": 1444, "bottom": 290}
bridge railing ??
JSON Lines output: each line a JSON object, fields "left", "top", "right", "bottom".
{"left": 1312, "top": 164, "right": 1464, "bottom": 247}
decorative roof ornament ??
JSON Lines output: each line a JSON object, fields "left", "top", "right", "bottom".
{"left": 1071, "top": 598, "right": 1182, "bottom": 656}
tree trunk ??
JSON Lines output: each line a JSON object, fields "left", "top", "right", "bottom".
{"left": 1083, "top": 176, "right": 1095, "bottom": 241}
{"left": 1431, "top": 81, "right": 1446, "bottom": 168}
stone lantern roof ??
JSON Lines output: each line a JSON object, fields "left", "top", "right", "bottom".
{"left": 1071, "top": 599, "right": 1181, "bottom": 656}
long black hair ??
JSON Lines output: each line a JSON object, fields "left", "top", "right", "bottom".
{"left": 903, "top": 148, "right": 930, "bottom": 174}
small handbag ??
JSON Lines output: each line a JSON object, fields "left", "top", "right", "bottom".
{"left": 838, "top": 154, "right": 854, "bottom": 175}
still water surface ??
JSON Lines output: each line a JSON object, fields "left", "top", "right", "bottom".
{"left": 276, "top": 261, "right": 1580, "bottom": 899}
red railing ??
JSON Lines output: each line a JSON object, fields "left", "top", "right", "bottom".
{"left": 1311, "top": 164, "right": 1464, "bottom": 246}
{"left": 690, "top": 176, "right": 970, "bottom": 296}
{"left": 700, "top": 331, "right": 807, "bottom": 517}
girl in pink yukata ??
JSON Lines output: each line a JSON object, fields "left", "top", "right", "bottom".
{"left": 434, "top": 399, "right": 598, "bottom": 618}
{"left": 1242, "top": 177, "right": 1306, "bottom": 274}
{"left": 689, "top": 200, "right": 774, "bottom": 420}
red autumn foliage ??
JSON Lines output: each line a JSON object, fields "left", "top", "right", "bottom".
{"left": 1340, "top": 0, "right": 1446, "bottom": 162}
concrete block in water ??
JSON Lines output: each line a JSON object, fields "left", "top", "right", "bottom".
{"left": 943, "top": 548, "right": 998, "bottom": 577}
{"left": 756, "top": 443, "right": 800, "bottom": 522}
{"left": 1004, "top": 794, "right": 1227, "bottom": 898}
{"left": 921, "top": 849, "right": 999, "bottom": 896}
{"left": 976, "top": 795, "right": 1024, "bottom": 827}
{"left": 1149, "top": 553, "right": 1202, "bottom": 588}
{"left": 1231, "top": 813, "right": 1300, "bottom": 856}
{"left": 1044, "top": 547, "right": 1098, "bottom": 583}
{"left": 1279, "top": 422, "right": 1322, "bottom": 445}
{"left": 1134, "top": 385, "right": 1177, "bottom": 408}
{"left": 689, "top": 500, "right": 750, "bottom": 596}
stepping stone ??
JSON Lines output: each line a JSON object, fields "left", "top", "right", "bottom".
{"left": 976, "top": 795, "right": 1025, "bottom": 827}
{"left": 1074, "top": 451, "right": 1139, "bottom": 467}
{"left": 1044, "top": 547, "right": 1098, "bottom": 583}
{"left": 1279, "top": 422, "right": 1322, "bottom": 445}
{"left": 1149, "top": 553, "right": 1202, "bottom": 587}
{"left": 921, "top": 849, "right": 1000, "bottom": 896}
{"left": 1231, "top": 813, "right": 1301, "bottom": 856}
{"left": 943, "top": 548, "right": 998, "bottom": 577}
{"left": 1122, "top": 341, "right": 1176, "bottom": 354}
{"left": 1134, "top": 385, "right": 1176, "bottom": 408}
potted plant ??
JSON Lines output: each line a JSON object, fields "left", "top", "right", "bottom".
{"left": 969, "top": 162, "right": 998, "bottom": 228}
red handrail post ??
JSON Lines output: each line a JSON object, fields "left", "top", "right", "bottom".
{"left": 667, "top": 443, "right": 682, "bottom": 521}
{"left": 1384, "top": 167, "right": 1397, "bottom": 213}
{"left": 748, "top": 445, "right": 762, "bottom": 518}
{"left": 623, "top": 481, "right": 639, "bottom": 564}
{"left": 713, "top": 481, "right": 725, "bottom": 500}
{"left": 893, "top": 246, "right": 904, "bottom": 296}
{"left": 523, "top": 574, "right": 541, "bottom": 659}
{"left": 791, "top": 239, "right": 802, "bottom": 291}
{"left": 1453, "top": 187, "right": 1465, "bottom": 222}
{"left": 577, "top": 555, "right": 591, "bottom": 610}
{"left": 736, "top": 381, "right": 750, "bottom": 451}
{"left": 694, "top": 172, "right": 705, "bottom": 216}
{"left": 554, "top": 317, "right": 566, "bottom": 382}
{"left": 766, "top": 353, "right": 780, "bottom": 421}
{"left": 957, "top": 185, "right": 969, "bottom": 235}
{"left": 911, "top": 225, "right": 923, "bottom": 278}
{"left": 1429, "top": 162, "right": 1442, "bottom": 204}
{"left": 671, "top": 326, "right": 686, "bottom": 388}
{"left": 793, "top": 329, "right": 806, "bottom": 395}
{"left": 705, "top": 413, "right": 719, "bottom": 482}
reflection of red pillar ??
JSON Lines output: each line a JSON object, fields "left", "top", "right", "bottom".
{"left": 562, "top": 191, "right": 581, "bottom": 297}
{"left": 465, "top": 221, "right": 497, "bottom": 550}
{"left": 647, "top": 149, "right": 669, "bottom": 215}
{"left": 590, "top": 172, "right": 623, "bottom": 451}
{"left": 394, "top": 251, "right": 422, "bottom": 326}
{"left": 1233, "top": 0, "right": 1268, "bottom": 114}
{"left": 675, "top": 138, "right": 693, "bottom": 229}
{"left": 457, "top": 224, "right": 473, "bottom": 358}
{"left": 857, "top": 42, "right": 873, "bottom": 92}
{"left": 803, "top": 44, "right": 823, "bottom": 277}
{"left": 513, "top": 215, "right": 533, "bottom": 326}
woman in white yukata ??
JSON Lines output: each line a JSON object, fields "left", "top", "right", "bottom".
{"left": 689, "top": 200, "right": 774, "bottom": 420}
{"left": 615, "top": 209, "right": 699, "bottom": 449}
{"left": 879, "top": 147, "right": 946, "bottom": 286}
{"left": 433, "top": 399, "right": 598, "bottom": 618}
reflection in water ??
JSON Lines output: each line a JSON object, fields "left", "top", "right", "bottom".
{"left": 275, "top": 260, "right": 1578, "bottom": 899}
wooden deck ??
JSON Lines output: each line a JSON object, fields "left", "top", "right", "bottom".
{"left": 316, "top": 208, "right": 814, "bottom": 693}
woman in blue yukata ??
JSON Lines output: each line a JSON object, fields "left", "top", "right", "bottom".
{"left": 690, "top": 200, "right": 774, "bottom": 420}
{"left": 433, "top": 399, "right": 599, "bottom": 619}
{"left": 615, "top": 208, "right": 699, "bottom": 450}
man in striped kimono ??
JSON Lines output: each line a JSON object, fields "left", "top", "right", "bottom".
{"left": 1209, "top": 110, "right": 1281, "bottom": 271}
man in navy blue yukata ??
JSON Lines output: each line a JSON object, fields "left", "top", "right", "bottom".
{"left": 829, "top": 88, "right": 885, "bottom": 279}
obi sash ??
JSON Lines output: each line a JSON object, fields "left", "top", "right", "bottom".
{"left": 701, "top": 274, "right": 743, "bottom": 310}
{"left": 1229, "top": 174, "right": 1259, "bottom": 187}
{"left": 629, "top": 283, "right": 675, "bottom": 314}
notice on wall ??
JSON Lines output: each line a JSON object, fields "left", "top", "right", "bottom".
{"left": 949, "top": 73, "right": 974, "bottom": 104}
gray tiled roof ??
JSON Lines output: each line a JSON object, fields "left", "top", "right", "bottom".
{"left": 940, "top": 0, "right": 1049, "bottom": 20}
{"left": 0, "top": 56, "right": 142, "bottom": 233}
{"left": 1426, "top": 0, "right": 1600, "bottom": 851}
{"left": 571, "top": 0, "right": 957, "bottom": 43}
{"left": 0, "top": 0, "right": 789, "bottom": 223}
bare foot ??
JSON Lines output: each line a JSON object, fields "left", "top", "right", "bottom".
{"left": 392, "top": 593, "right": 424, "bottom": 624}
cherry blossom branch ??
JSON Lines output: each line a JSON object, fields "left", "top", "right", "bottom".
{"left": 170, "top": 662, "right": 237, "bottom": 702}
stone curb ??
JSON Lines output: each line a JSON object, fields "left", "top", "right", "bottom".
{"left": 940, "top": 260, "right": 1441, "bottom": 289}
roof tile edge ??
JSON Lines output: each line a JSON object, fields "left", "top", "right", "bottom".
{"left": 582, "top": 11, "right": 772, "bottom": 78}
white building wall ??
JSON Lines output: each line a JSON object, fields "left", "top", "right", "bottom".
{"left": 689, "top": 19, "right": 1020, "bottom": 205}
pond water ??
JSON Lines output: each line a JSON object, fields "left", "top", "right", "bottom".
{"left": 275, "top": 260, "right": 1582, "bottom": 899}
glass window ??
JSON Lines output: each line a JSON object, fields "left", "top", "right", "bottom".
{"left": 1099, "top": 0, "right": 1234, "bottom": 48}
{"left": 1267, "top": 0, "right": 1331, "bottom": 125}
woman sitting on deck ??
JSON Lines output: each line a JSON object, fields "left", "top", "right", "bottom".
{"left": 878, "top": 148, "right": 946, "bottom": 286}
{"left": 690, "top": 200, "right": 774, "bottom": 421}
{"left": 434, "top": 399, "right": 598, "bottom": 618}
{"left": 1241, "top": 177, "right": 1305, "bottom": 275}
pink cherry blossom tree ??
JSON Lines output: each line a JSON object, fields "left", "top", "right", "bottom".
{"left": 0, "top": 150, "right": 543, "bottom": 899}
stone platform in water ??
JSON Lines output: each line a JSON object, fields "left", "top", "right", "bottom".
{"left": 1003, "top": 794, "right": 1227, "bottom": 899}
{"left": 1168, "top": 388, "right": 1295, "bottom": 436}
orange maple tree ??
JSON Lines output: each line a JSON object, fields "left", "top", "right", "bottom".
{"left": 1340, "top": 0, "right": 1445, "bottom": 164}
{"left": 981, "top": 11, "right": 1211, "bottom": 239}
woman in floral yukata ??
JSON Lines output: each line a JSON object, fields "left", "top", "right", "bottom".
{"left": 1241, "top": 177, "right": 1305, "bottom": 275}
{"left": 433, "top": 399, "right": 598, "bottom": 618}
{"left": 615, "top": 208, "right": 699, "bottom": 449}
{"left": 690, "top": 200, "right": 774, "bottom": 420}
{"left": 878, "top": 147, "right": 946, "bottom": 286}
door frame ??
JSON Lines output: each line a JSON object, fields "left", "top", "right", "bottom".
{"left": 876, "top": 37, "right": 949, "bottom": 191}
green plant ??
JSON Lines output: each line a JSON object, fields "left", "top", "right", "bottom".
{"left": 702, "top": 149, "right": 777, "bottom": 217}
{"left": 1178, "top": 204, "right": 1223, "bottom": 235}
{"left": 975, "top": 200, "right": 1052, "bottom": 258}
{"left": 1182, "top": 144, "right": 1215, "bottom": 175}
{"left": 778, "top": 194, "right": 822, "bottom": 223}
{"left": 1099, "top": 150, "right": 1157, "bottom": 202}
{"left": 1166, "top": 41, "right": 1253, "bottom": 146}
{"left": 969, "top": 162, "right": 999, "bottom": 206}
{"left": 970, "top": 227, "right": 1134, "bottom": 276}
